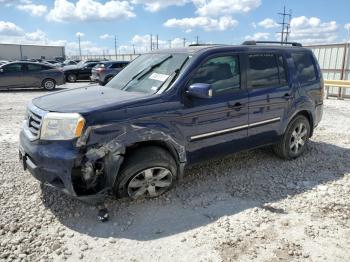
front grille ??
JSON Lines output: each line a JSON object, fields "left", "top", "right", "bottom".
{"left": 28, "top": 111, "right": 42, "bottom": 138}
{"left": 26, "top": 102, "right": 46, "bottom": 140}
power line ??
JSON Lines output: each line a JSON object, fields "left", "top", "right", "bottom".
{"left": 278, "top": 6, "right": 292, "bottom": 44}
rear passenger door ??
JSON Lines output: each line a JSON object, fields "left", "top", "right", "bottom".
{"left": 23, "top": 63, "right": 43, "bottom": 87}
{"left": 184, "top": 54, "right": 249, "bottom": 163}
{"left": 246, "top": 52, "right": 292, "bottom": 145}
{"left": 79, "top": 63, "right": 98, "bottom": 79}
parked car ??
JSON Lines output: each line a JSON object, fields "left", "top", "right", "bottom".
{"left": 0, "top": 60, "right": 8, "bottom": 66}
{"left": 63, "top": 61, "right": 102, "bottom": 82}
{"left": 19, "top": 41, "right": 323, "bottom": 204}
{"left": 62, "top": 60, "right": 78, "bottom": 66}
{"left": 90, "top": 61, "right": 129, "bottom": 85}
{"left": 0, "top": 62, "right": 65, "bottom": 90}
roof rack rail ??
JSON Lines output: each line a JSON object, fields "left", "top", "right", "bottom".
{"left": 188, "top": 43, "right": 226, "bottom": 47}
{"left": 242, "top": 40, "right": 302, "bottom": 47}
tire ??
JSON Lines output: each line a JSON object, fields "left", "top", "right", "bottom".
{"left": 273, "top": 115, "right": 311, "bottom": 160}
{"left": 67, "top": 74, "right": 77, "bottom": 82}
{"left": 42, "top": 78, "right": 56, "bottom": 91}
{"left": 114, "top": 147, "right": 177, "bottom": 199}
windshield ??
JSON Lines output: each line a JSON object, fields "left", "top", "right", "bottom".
{"left": 106, "top": 53, "right": 189, "bottom": 94}
{"left": 76, "top": 61, "right": 84, "bottom": 67}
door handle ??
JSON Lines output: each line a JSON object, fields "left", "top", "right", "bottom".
{"left": 283, "top": 93, "right": 292, "bottom": 100}
{"left": 229, "top": 102, "right": 243, "bottom": 111}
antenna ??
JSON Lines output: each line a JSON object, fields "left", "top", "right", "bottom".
{"left": 278, "top": 6, "right": 292, "bottom": 44}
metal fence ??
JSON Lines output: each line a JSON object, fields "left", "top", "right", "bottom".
{"left": 307, "top": 43, "right": 350, "bottom": 98}
{"left": 70, "top": 54, "right": 140, "bottom": 62}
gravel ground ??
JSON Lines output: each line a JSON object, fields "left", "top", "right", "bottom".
{"left": 0, "top": 84, "right": 350, "bottom": 261}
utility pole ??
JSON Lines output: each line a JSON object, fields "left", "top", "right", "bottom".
{"left": 156, "top": 34, "right": 159, "bottom": 49}
{"left": 114, "top": 35, "right": 117, "bottom": 58}
{"left": 196, "top": 35, "right": 199, "bottom": 45}
{"left": 183, "top": 37, "right": 186, "bottom": 47}
{"left": 132, "top": 44, "right": 135, "bottom": 55}
{"left": 78, "top": 34, "right": 82, "bottom": 57}
{"left": 150, "top": 34, "right": 153, "bottom": 51}
{"left": 168, "top": 40, "right": 171, "bottom": 48}
{"left": 278, "top": 6, "right": 292, "bottom": 44}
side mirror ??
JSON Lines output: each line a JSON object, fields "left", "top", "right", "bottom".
{"left": 186, "top": 83, "right": 213, "bottom": 99}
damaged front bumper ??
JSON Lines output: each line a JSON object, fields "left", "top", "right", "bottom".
{"left": 19, "top": 130, "right": 124, "bottom": 205}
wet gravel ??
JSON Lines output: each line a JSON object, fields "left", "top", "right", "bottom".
{"left": 0, "top": 85, "right": 349, "bottom": 261}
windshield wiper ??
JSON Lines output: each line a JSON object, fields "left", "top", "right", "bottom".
{"left": 121, "top": 55, "right": 173, "bottom": 91}
{"left": 156, "top": 56, "right": 190, "bottom": 94}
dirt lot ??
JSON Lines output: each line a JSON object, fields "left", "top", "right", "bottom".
{"left": 0, "top": 84, "right": 349, "bottom": 261}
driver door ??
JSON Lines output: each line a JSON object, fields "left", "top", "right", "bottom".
{"left": 181, "top": 54, "right": 249, "bottom": 163}
{"left": 0, "top": 63, "right": 25, "bottom": 88}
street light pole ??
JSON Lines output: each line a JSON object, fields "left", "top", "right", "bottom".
{"left": 114, "top": 35, "right": 118, "bottom": 59}
{"left": 78, "top": 35, "right": 82, "bottom": 58}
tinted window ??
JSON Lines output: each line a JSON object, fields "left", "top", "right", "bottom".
{"left": 111, "top": 63, "right": 125, "bottom": 69}
{"left": 248, "top": 53, "right": 287, "bottom": 88}
{"left": 292, "top": 52, "right": 317, "bottom": 83}
{"left": 3, "top": 63, "right": 23, "bottom": 73}
{"left": 26, "top": 64, "right": 42, "bottom": 71}
{"left": 190, "top": 55, "right": 240, "bottom": 95}
{"left": 85, "top": 63, "right": 98, "bottom": 68}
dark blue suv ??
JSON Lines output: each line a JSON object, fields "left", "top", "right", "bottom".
{"left": 19, "top": 41, "right": 324, "bottom": 203}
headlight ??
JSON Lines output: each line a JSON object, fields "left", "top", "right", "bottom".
{"left": 40, "top": 113, "right": 85, "bottom": 140}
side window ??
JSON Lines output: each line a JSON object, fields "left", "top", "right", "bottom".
{"left": 111, "top": 63, "right": 121, "bottom": 68}
{"left": 3, "top": 63, "right": 23, "bottom": 73}
{"left": 292, "top": 52, "right": 317, "bottom": 83}
{"left": 27, "top": 64, "right": 42, "bottom": 71}
{"left": 190, "top": 55, "right": 240, "bottom": 95}
{"left": 248, "top": 53, "right": 286, "bottom": 88}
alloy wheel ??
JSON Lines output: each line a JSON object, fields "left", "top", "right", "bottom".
{"left": 44, "top": 80, "right": 55, "bottom": 90}
{"left": 127, "top": 167, "right": 173, "bottom": 199}
{"left": 289, "top": 123, "right": 308, "bottom": 154}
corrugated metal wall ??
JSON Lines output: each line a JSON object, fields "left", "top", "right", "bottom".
{"left": 70, "top": 54, "right": 140, "bottom": 62}
{"left": 307, "top": 43, "right": 350, "bottom": 97}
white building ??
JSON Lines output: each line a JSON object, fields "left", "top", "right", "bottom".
{"left": 0, "top": 43, "right": 65, "bottom": 60}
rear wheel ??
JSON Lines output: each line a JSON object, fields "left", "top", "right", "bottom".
{"left": 42, "top": 79, "right": 56, "bottom": 90}
{"left": 114, "top": 147, "right": 177, "bottom": 199}
{"left": 67, "top": 74, "right": 77, "bottom": 82}
{"left": 273, "top": 115, "right": 311, "bottom": 159}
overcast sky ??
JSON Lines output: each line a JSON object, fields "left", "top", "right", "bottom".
{"left": 0, "top": 0, "right": 349, "bottom": 55}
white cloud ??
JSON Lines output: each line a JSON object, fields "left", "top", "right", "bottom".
{"left": 75, "top": 32, "right": 84, "bottom": 37}
{"left": 16, "top": 2, "right": 48, "bottom": 16}
{"left": 192, "top": 0, "right": 261, "bottom": 17}
{"left": 164, "top": 16, "right": 238, "bottom": 31}
{"left": 345, "top": 23, "right": 350, "bottom": 30}
{"left": 47, "top": 0, "right": 135, "bottom": 22}
{"left": 131, "top": 0, "right": 189, "bottom": 12}
{"left": 100, "top": 34, "right": 113, "bottom": 39}
{"left": 0, "top": 21, "right": 24, "bottom": 36}
{"left": 245, "top": 32, "right": 270, "bottom": 40}
{"left": 258, "top": 18, "right": 278, "bottom": 29}
{"left": 289, "top": 16, "right": 338, "bottom": 44}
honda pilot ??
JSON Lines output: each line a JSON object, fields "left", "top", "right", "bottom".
{"left": 19, "top": 41, "right": 324, "bottom": 203}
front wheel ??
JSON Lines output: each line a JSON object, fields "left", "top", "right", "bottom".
{"left": 114, "top": 147, "right": 177, "bottom": 199}
{"left": 273, "top": 115, "right": 311, "bottom": 159}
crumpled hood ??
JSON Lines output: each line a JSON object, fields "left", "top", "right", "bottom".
{"left": 32, "top": 85, "right": 149, "bottom": 114}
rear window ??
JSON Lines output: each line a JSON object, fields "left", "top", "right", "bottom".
{"left": 27, "top": 64, "right": 43, "bottom": 71}
{"left": 248, "top": 53, "right": 287, "bottom": 88}
{"left": 292, "top": 52, "right": 318, "bottom": 83}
